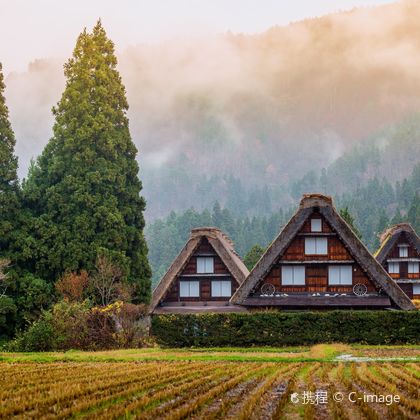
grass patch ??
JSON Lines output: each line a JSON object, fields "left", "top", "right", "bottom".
{"left": 0, "top": 344, "right": 419, "bottom": 364}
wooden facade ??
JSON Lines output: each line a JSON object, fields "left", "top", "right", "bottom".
{"left": 150, "top": 227, "right": 249, "bottom": 314}
{"left": 162, "top": 238, "right": 239, "bottom": 303}
{"left": 254, "top": 212, "right": 381, "bottom": 299}
{"left": 375, "top": 224, "right": 420, "bottom": 300}
{"left": 231, "top": 194, "right": 415, "bottom": 310}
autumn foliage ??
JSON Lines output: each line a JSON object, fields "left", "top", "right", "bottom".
{"left": 55, "top": 271, "right": 89, "bottom": 302}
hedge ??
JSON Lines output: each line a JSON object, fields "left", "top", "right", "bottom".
{"left": 151, "top": 310, "right": 420, "bottom": 347}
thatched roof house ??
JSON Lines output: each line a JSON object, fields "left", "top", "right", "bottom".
{"left": 231, "top": 194, "right": 415, "bottom": 310}
{"left": 150, "top": 227, "right": 249, "bottom": 314}
{"left": 375, "top": 223, "right": 420, "bottom": 300}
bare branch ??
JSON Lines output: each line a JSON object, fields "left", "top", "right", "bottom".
{"left": 0, "top": 259, "right": 11, "bottom": 298}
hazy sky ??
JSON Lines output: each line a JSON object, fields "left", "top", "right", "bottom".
{"left": 0, "top": 0, "right": 395, "bottom": 73}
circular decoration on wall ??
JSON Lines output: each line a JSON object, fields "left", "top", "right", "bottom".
{"left": 353, "top": 283, "right": 367, "bottom": 297}
{"left": 261, "top": 283, "right": 276, "bottom": 296}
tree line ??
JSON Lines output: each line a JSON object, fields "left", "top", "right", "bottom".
{"left": 146, "top": 170, "right": 419, "bottom": 286}
{"left": 0, "top": 22, "right": 151, "bottom": 341}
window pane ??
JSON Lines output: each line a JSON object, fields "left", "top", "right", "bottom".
{"left": 311, "top": 219, "right": 322, "bottom": 232}
{"left": 305, "top": 238, "right": 316, "bottom": 255}
{"left": 180, "top": 281, "right": 199, "bottom": 297}
{"left": 399, "top": 246, "right": 408, "bottom": 257}
{"left": 340, "top": 266, "right": 353, "bottom": 285}
{"left": 205, "top": 257, "right": 214, "bottom": 273}
{"left": 408, "top": 262, "right": 419, "bottom": 274}
{"left": 316, "top": 238, "right": 328, "bottom": 254}
{"left": 180, "top": 282, "right": 189, "bottom": 297}
{"left": 388, "top": 262, "right": 399, "bottom": 274}
{"left": 281, "top": 266, "right": 294, "bottom": 285}
{"left": 211, "top": 281, "right": 221, "bottom": 297}
{"left": 221, "top": 281, "right": 231, "bottom": 297}
{"left": 413, "top": 284, "right": 420, "bottom": 294}
{"left": 293, "top": 267, "right": 305, "bottom": 285}
{"left": 197, "top": 257, "right": 205, "bottom": 273}
{"left": 189, "top": 281, "right": 200, "bottom": 297}
{"left": 328, "top": 266, "right": 340, "bottom": 285}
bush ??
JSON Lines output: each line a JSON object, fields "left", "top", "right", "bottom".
{"left": 7, "top": 311, "right": 56, "bottom": 351}
{"left": 6, "top": 300, "right": 149, "bottom": 351}
{"left": 0, "top": 296, "right": 17, "bottom": 338}
{"left": 151, "top": 311, "right": 420, "bottom": 347}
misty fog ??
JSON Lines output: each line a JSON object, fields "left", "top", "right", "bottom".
{"left": 3, "top": 0, "right": 420, "bottom": 217}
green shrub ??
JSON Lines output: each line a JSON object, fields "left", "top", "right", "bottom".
{"left": 6, "top": 300, "right": 149, "bottom": 351}
{"left": 7, "top": 311, "right": 56, "bottom": 351}
{"left": 151, "top": 311, "right": 420, "bottom": 347}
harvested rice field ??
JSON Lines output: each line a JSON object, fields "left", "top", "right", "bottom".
{"left": 1, "top": 346, "right": 419, "bottom": 419}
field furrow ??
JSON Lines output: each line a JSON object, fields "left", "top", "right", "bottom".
{"left": 0, "top": 359, "right": 418, "bottom": 419}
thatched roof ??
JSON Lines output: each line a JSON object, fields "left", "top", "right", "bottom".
{"left": 231, "top": 194, "right": 415, "bottom": 310}
{"left": 150, "top": 227, "right": 249, "bottom": 313}
{"left": 375, "top": 223, "right": 420, "bottom": 264}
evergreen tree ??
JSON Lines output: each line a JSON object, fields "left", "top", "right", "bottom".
{"left": 408, "top": 193, "right": 420, "bottom": 232}
{"left": 372, "top": 209, "right": 390, "bottom": 250}
{"left": 391, "top": 208, "right": 403, "bottom": 225}
{"left": 243, "top": 244, "right": 265, "bottom": 271}
{"left": 339, "top": 207, "right": 362, "bottom": 239}
{"left": 212, "top": 201, "right": 223, "bottom": 227}
{"left": 0, "top": 63, "right": 20, "bottom": 257}
{"left": 21, "top": 22, "right": 151, "bottom": 302}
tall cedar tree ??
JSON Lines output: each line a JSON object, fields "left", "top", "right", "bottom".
{"left": 0, "top": 63, "right": 20, "bottom": 257}
{"left": 22, "top": 22, "right": 151, "bottom": 302}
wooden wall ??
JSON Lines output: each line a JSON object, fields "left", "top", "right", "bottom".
{"left": 384, "top": 233, "right": 420, "bottom": 280}
{"left": 161, "top": 238, "right": 237, "bottom": 303}
{"left": 261, "top": 263, "right": 375, "bottom": 294}
{"left": 255, "top": 211, "right": 379, "bottom": 295}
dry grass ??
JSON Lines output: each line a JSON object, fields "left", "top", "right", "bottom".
{"left": 0, "top": 360, "right": 419, "bottom": 419}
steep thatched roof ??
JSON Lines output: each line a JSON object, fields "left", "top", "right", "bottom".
{"left": 231, "top": 194, "right": 415, "bottom": 310}
{"left": 150, "top": 227, "right": 249, "bottom": 313}
{"left": 375, "top": 223, "right": 420, "bottom": 264}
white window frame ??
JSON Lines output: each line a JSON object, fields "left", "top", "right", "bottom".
{"left": 179, "top": 281, "right": 200, "bottom": 297}
{"left": 305, "top": 237, "right": 328, "bottom": 255}
{"left": 328, "top": 265, "right": 353, "bottom": 285}
{"left": 413, "top": 284, "right": 420, "bottom": 295}
{"left": 388, "top": 262, "right": 399, "bottom": 274}
{"left": 399, "top": 245, "right": 409, "bottom": 258}
{"left": 197, "top": 257, "right": 214, "bottom": 274}
{"left": 211, "top": 280, "right": 231, "bottom": 297}
{"left": 408, "top": 262, "right": 419, "bottom": 274}
{"left": 311, "top": 218, "right": 322, "bottom": 232}
{"left": 281, "top": 266, "right": 305, "bottom": 286}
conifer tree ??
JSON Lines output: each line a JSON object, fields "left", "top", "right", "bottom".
{"left": 243, "top": 244, "right": 265, "bottom": 271}
{"left": 22, "top": 22, "right": 151, "bottom": 302}
{"left": 0, "top": 63, "right": 19, "bottom": 257}
{"left": 339, "top": 207, "right": 362, "bottom": 239}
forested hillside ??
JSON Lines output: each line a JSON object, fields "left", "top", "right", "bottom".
{"left": 4, "top": 0, "right": 420, "bottom": 219}
{"left": 146, "top": 159, "right": 420, "bottom": 286}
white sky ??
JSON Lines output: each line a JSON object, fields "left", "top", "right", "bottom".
{"left": 0, "top": 0, "right": 395, "bottom": 73}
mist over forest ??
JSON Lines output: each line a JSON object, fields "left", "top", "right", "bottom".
{"left": 3, "top": 0, "right": 420, "bottom": 228}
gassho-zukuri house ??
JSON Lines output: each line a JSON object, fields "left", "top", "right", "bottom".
{"left": 375, "top": 223, "right": 420, "bottom": 300}
{"left": 151, "top": 194, "right": 415, "bottom": 313}
{"left": 149, "top": 227, "right": 250, "bottom": 314}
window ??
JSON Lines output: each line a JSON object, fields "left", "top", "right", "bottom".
{"left": 408, "top": 262, "right": 419, "bottom": 274}
{"left": 305, "top": 238, "right": 328, "bottom": 255}
{"left": 328, "top": 265, "right": 353, "bottom": 285}
{"left": 311, "top": 218, "right": 322, "bottom": 232}
{"left": 281, "top": 266, "right": 305, "bottom": 285}
{"left": 211, "top": 280, "right": 231, "bottom": 297}
{"left": 399, "top": 245, "right": 409, "bottom": 258}
{"left": 388, "top": 262, "right": 399, "bottom": 274}
{"left": 413, "top": 284, "right": 420, "bottom": 295}
{"left": 197, "top": 257, "right": 214, "bottom": 273}
{"left": 179, "top": 281, "right": 200, "bottom": 297}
